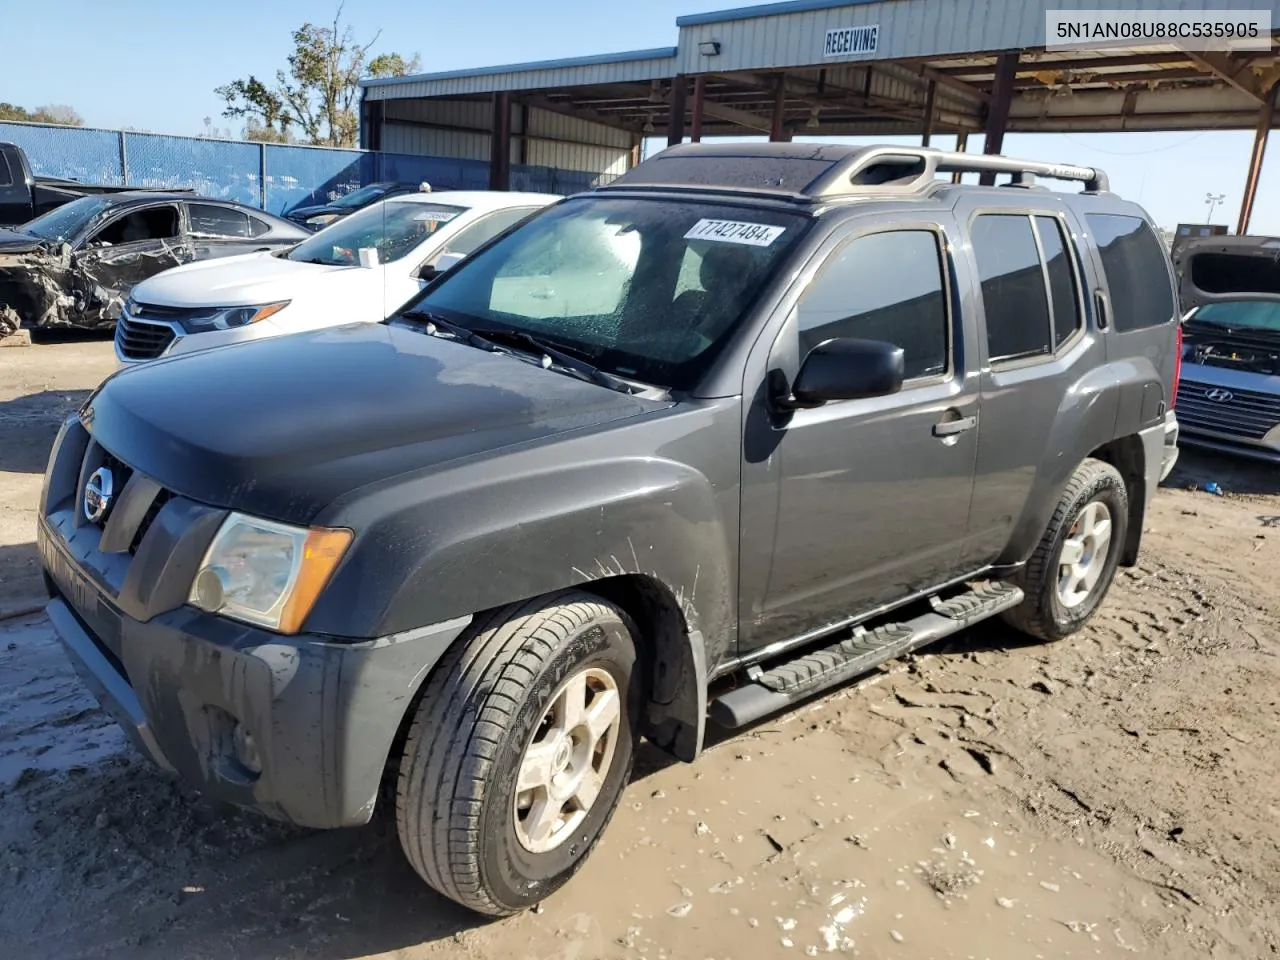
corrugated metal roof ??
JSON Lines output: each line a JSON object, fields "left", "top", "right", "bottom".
{"left": 362, "top": 47, "right": 678, "bottom": 100}
{"left": 676, "top": 0, "right": 884, "bottom": 28}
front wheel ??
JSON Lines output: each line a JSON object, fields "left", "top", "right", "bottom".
{"left": 1002, "top": 458, "right": 1129, "bottom": 641}
{"left": 395, "top": 592, "right": 638, "bottom": 916}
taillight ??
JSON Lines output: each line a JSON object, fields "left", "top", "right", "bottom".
{"left": 1170, "top": 322, "right": 1184, "bottom": 409}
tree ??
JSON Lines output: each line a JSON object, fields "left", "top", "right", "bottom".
{"left": 0, "top": 102, "right": 83, "bottom": 125}
{"left": 216, "top": 4, "right": 418, "bottom": 147}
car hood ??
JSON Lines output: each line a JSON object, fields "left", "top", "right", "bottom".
{"left": 82, "top": 322, "right": 665, "bottom": 524}
{"left": 131, "top": 251, "right": 362, "bottom": 307}
{"left": 287, "top": 204, "right": 345, "bottom": 220}
{"left": 1175, "top": 235, "right": 1280, "bottom": 311}
{"left": 0, "top": 227, "right": 44, "bottom": 256}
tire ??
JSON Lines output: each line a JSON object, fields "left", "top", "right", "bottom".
{"left": 395, "top": 591, "right": 638, "bottom": 916}
{"left": 1001, "top": 458, "right": 1128, "bottom": 642}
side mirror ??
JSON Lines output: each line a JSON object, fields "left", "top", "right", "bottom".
{"left": 417, "top": 251, "right": 464, "bottom": 282}
{"left": 785, "top": 338, "right": 905, "bottom": 408}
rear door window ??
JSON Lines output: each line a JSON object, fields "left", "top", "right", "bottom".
{"left": 1034, "top": 216, "right": 1083, "bottom": 347}
{"left": 971, "top": 215, "right": 1054, "bottom": 363}
{"left": 1087, "top": 214, "right": 1175, "bottom": 331}
{"left": 0, "top": 154, "right": 12, "bottom": 188}
{"left": 187, "top": 203, "right": 253, "bottom": 239}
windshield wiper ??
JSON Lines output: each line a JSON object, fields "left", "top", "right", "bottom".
{"left": 474, "top": 328, "right": 636, "bottom": 394}
{"left": 400, "top": 312, "right": 638, "bottom": 394}
{"left": 401, "top": 310, "right": 500, "bottom": 352}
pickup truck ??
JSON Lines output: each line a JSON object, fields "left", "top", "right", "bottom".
{"left": 0, "top": 141, "right": 174, "bottom": 227}
{"left": 38, "top": 143, "right": 1182, "bottom": 917}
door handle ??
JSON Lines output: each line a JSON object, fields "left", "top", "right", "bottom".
{"left": 933, "top": 415, "right": 976, "bottom": 437}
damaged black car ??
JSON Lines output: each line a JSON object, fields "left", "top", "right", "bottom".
{"left": 0, "top": 193, "right": 307, "bottom": 338}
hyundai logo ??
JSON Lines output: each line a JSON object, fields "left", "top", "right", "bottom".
{"left": 83, "top": 467, "right": 114, "bottom": 524}
{"left": 1205, "top": 387, "right": 1234, "bottom": 403}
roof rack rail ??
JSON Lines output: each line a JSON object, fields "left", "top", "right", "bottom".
{"left": 806, "top": 145, "right": 1108, "bottom": 197}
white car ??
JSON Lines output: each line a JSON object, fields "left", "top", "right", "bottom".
{"left": 114, "top": 190, "right": 560, "bottom": 364}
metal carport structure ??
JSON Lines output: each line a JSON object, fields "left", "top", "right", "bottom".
{"left": 360, "top": 0, "right": 1280, "bottom": 232}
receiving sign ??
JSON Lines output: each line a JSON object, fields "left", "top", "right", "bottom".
{"left": 824, "top": 24, "right": 879, "bottom": 57}
{"left": 685, "top": 219, "right": 787, "bottom": 247}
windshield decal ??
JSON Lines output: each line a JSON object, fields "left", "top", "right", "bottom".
{"left": 684, "top": 219, "right": 786, "bottom": 247}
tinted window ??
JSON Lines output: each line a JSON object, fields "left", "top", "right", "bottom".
{"left": 188, "top": 203, "right": 252, "bottom": 239}
{"left": 438, "top": 208, "right": 538, "bottom": 259}
{"left": 0, "top": 154, "right": 11, "bottom": 188}
{"left": 90, "top": 205, "right": 179, "bottom": 245}
{"left": 247, "top": 215, "right": 272, "bottom": 238}
{"left": 1088, "top": 214, "right": 1175, "bottom": 331}
{"left": 972, "top": 215, "right": 1052, "bottom": 363}
{"left": 1035, "top": 216, "right": 1082, "bottom": 347}
{"left": 797, "top": 230, "right": 948, "bottom": 380}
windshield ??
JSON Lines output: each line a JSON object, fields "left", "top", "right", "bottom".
{"left": 1194, "top": 300, "right": 1280, "bottom": 332}
{"left": 286, "top": 199, "right": 465, "bottom": 266}
{"left": 22, "top": 195, "right": 112, "bottom": 242}
{"left": 408, "top": 196, "right": 808, "bottom": 389}
{"left": 331, "top": 184, "right": 389, "bottom": 209}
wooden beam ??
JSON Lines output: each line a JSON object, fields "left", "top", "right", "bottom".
{"left": 1185, "top": 51, "right": 1264, "bottom": 104}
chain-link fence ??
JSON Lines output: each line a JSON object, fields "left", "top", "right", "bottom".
{"left": 0, "top": 121, "right": 616, "bottom": 215}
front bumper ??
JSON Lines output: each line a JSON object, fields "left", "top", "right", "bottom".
{"left": 36, "top": 419, "right": 470, "bottom": 828}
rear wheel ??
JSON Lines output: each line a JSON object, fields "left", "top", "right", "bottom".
{"left": 395, "top": 592, "right": 638, "bottom": 916}
{"left": 1002, "top": 458, "right": 1128, "bottom": 641}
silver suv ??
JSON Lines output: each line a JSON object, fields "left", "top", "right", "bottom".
{"left": 1174, "top": 235, "right": 1280, "bottom": 461}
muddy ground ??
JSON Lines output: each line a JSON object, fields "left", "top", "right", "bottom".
{"left": 2, "top": 338, "right": 1279, "bottom": 960}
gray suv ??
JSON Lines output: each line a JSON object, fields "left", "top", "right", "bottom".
{"left": 1173, "top": 234, "right": 1280, "bottom": 461}
{"left": 36, "top": 143, "right": 1181, "bottom": 916}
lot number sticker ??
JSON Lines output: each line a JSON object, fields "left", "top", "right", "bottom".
{"left": 685, "top": 219, "right": 786, "bottom": 247}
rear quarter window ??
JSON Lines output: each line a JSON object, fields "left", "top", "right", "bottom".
{"left": 1088, "top": 214, "right": 1175, "bottom": 331}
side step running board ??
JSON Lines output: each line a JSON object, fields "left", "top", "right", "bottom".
{"left": 709, "top": 582, "right": 1023, "bottom": 729}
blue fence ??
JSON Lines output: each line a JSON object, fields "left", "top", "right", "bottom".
{"left": 0, "top": 122, "right": 609, "bottom": 215}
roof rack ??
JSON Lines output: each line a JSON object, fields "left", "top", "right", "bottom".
{"left": 807, "top": 145, "right": 1109, "bottom": 196}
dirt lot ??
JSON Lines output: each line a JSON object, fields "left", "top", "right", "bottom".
{"left": 2, "top": 338, "right": 1279, "bottom": 960}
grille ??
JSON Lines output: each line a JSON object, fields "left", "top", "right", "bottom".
{"left": 1176, "top": 379, "right": 1280, "bottom": 440}
{"left": 116, "top": 314, "right": 176, "bottom": 360}
{"left": 128, "top": 301, "right": 196, "bottom": 321}
{"left": 129, "top": 489, "right": 173, "bottom": 555}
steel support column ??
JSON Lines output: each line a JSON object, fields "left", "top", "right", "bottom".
{"left": 691, "top": 76, "right": 707, "bottom": 142}
{"left": 518, "top": 103, "right": 530, "bottom": 165}
{"left": 921, "top": 79, "right": 937, "bottom": 147}
{"left": 489, "top": 92, "right": 511, "bottom": 191}
{"left": 980, "top": 52, "right": 1018, "bottom": 185}
{"left": 667, "top": 78, "right": 687, "bottom": 147}
{"left": 1238, "top": 82, "right": 1279, "bottom": 235}
{"left": 770, "top": 74, "right": 790, "bottom": 142}
{"left": 952, "top": 130, "right": 969, "bottom": 183}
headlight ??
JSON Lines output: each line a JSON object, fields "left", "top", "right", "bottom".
{"left": 307, "top": 214, "right": 340, "bottom": 227}
{"left": 177, "top": 301, "right": 290, "bottom": 334}
{"left": 188, "top": 513, "right": 352, "bottom": 634}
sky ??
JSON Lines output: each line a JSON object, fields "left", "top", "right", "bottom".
{"left": 2, "top": 0, "right": 1277, "bottom": 233}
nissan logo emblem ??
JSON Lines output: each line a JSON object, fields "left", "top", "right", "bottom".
{"left": 1205, "top": 388, "right": 1234, "bottom": 403}
{"left": 83, "top": 466, "right": 114, "bottom": 523}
